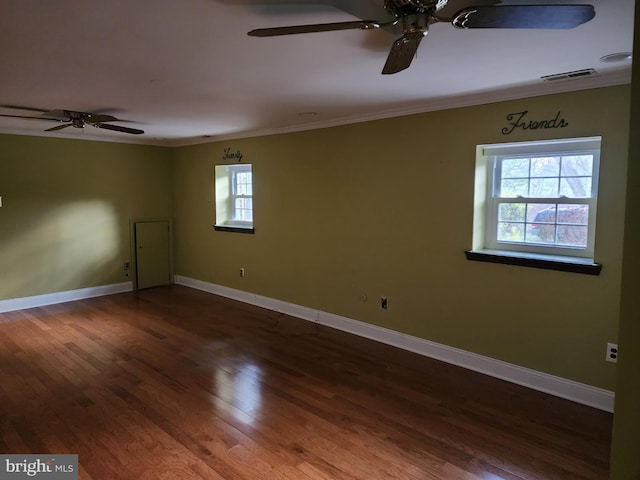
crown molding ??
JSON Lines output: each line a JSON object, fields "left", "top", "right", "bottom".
{"left": 1, "top": 71, "right": 630, "bottom": 148}
{"left": 174, "top": 71, "right": 631, "bottom": 147}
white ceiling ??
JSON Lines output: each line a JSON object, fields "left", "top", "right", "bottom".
{"left": 0, "top": 0, "right": 634, "bottom": 146}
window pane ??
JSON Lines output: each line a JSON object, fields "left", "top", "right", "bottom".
{"left": 497, "top": 222, "right": 525, "bottom": 242}
{"left": 498, "top": 203, "right": 525, "bottom": 222}
{"left": 526, "top": 204, "right": 588, "bottom": 246}
{"left": 500, "top": 179, "right": 528, "bottom": 197}
{"left": 530, "top": 178, "right": 559, "bottom": 197}
{"left": 561, "top": 155, "right": 593, "bottom": 177}
{"left": 560, "top": 177, "right": 592, "bottom": 198}
{"left": 234, "top": 198, "right": 253, "bottom": 221}
{"left": 501, "top": 158, "right": 529, "bottom": 178}
{"left": 557, "top": 204, "right": 589, "bottom": 225}
{"left": 530, "top": 157, "right": 560, "bottom": 177}
{"left": 525, "top": 204, "right": 547, "bottom": 243}
{"left": 497, "top": 202, "right": 590, "bottom": 246}
{"left": 526, "top": 203, "right": 553, "bottom": 222}
{"left": 557, "top": 225, "right": 588, "bottom": 247}
{"left": 235, "top": 172, "right": 253, "bottom": 195}
{"left": 528, "top": 205, "right": 556, "bottom": 243}
{"left": 524, "top": 226, "right": 541, "bottom": 243}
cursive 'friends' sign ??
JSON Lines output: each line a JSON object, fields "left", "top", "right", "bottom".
{"left": 501, "top": 110, "right": 568, "bottom": 135}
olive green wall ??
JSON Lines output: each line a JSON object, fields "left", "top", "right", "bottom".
{"left": 610, "top": 3, "right": 640, "bottom": 478}
{"left": 172, "top": 85, "right": 630, "bottom": 391}
{"left": 0, "top": 83, "right": 635, "bottom": 472}
{"left": 0, "top": 134, "right": 172, "bottom": 299}
{"left": 0, "top": 86, "right": 630, "bottom": 392}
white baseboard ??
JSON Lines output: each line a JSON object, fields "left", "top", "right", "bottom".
{"left": 175, "top": 275, "right": 615, "bottom": 412}
{"left": 0, "top": 282, "right": 133, "bottom": 314}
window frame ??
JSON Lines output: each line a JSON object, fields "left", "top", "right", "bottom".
{"left": 229, "top": 164, "right": 253, "bottom": 226}
{"left": 214, "top": 163, "right": 254, "bottom": 233}
{"left": 468, "top": 137, "right": 602, "bottom": 274}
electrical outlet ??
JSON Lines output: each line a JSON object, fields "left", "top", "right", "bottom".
{"left": 606, "top": 343, "right": 618, "bottom": 363}
{"left": 240, "top": 268, "right": 245, "bottom": 277}
{"left": 381, "top": 297, "right": 388, "bottom": 310}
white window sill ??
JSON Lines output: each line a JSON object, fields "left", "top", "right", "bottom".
{"left": 465, "top": 249, "right": 602, "bottom": 275}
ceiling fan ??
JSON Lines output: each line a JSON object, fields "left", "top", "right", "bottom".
{"left": 248, "top": 0, "right": 596, "bottom": 74}
{"left": 0, "top": 106, "right": 144, "bottom": 135}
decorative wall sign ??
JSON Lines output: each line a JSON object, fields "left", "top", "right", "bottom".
{"left": 501, "top": 110, "right": 569, "bottom": 135}
{"left": 222, "top": 147, "right": 244, "bottom": 162}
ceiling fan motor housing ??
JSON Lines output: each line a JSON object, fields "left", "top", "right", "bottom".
{"left": 61, "top": 110, "right": 89, "bottom": 128}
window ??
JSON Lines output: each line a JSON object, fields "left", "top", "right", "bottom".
{"left": 469, "top": 137, "right": 602, "bottom": 273}
{"left": 214, "top": 164, "right": 254, "bottom": 233}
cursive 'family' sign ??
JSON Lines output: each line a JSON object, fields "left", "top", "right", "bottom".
{"left": 501, "top": 110, "right": 568, "bottom": 135}
{"left": 222, "top": 147, "right": 244, "bottom": 162}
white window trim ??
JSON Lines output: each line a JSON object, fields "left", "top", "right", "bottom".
{"left": 469, "top": 137, "right": 602, "bottom": 272}
{"left": 214, "top": 163, "right": 254, "bottom": 232}
{"left": 229, "top": 164, "right": 253, "bottom": 225}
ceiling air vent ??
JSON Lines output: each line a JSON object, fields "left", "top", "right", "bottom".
{"left": 541, "top": 68, "right": 597, "bottom": 82}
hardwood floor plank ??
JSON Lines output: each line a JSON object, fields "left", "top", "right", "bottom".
{"left": 0, "top": 286, "right": 612, "bottom": 479}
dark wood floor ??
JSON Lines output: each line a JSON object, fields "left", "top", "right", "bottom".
{"left": 0, "top": 285, "right": 612, "bottom": 479}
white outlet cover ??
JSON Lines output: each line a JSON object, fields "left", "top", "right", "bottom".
{"left": 606, "top": 343, "right": 618, "bottom": 363}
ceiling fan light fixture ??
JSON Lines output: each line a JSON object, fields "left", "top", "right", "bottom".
{"left": 600, "top": 52, "right": 632, "bottom": 63}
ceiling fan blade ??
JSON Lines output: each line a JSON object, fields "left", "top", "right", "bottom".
{"left": 0, "top": 114, "right": 61, "bottom": 122}
{"left": 248, "top": 20, "right": 381, "bottom": 37}
{"left": 382, "top": 33, "right": 424, "bottom": 75}
{"left": 38, "top": 109, "right": 72, "bottom": 119}
{"left": 452, "top": 5, "right": 595, "bottom": 29}
{"left": 86, "top": 114, "right": 119, "bottom": 124}
{"left": 45, "top": 123, "right": 71, "bottom": 132}
{"left": 93, "top": 123, "right": 144, "bottom": 135}
{"left": 0, "top": 105, "right": 51, "bottom": 114}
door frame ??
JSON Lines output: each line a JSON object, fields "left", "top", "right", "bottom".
{"left": 130, "top": 217, "right": 174, "bottom": 290}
